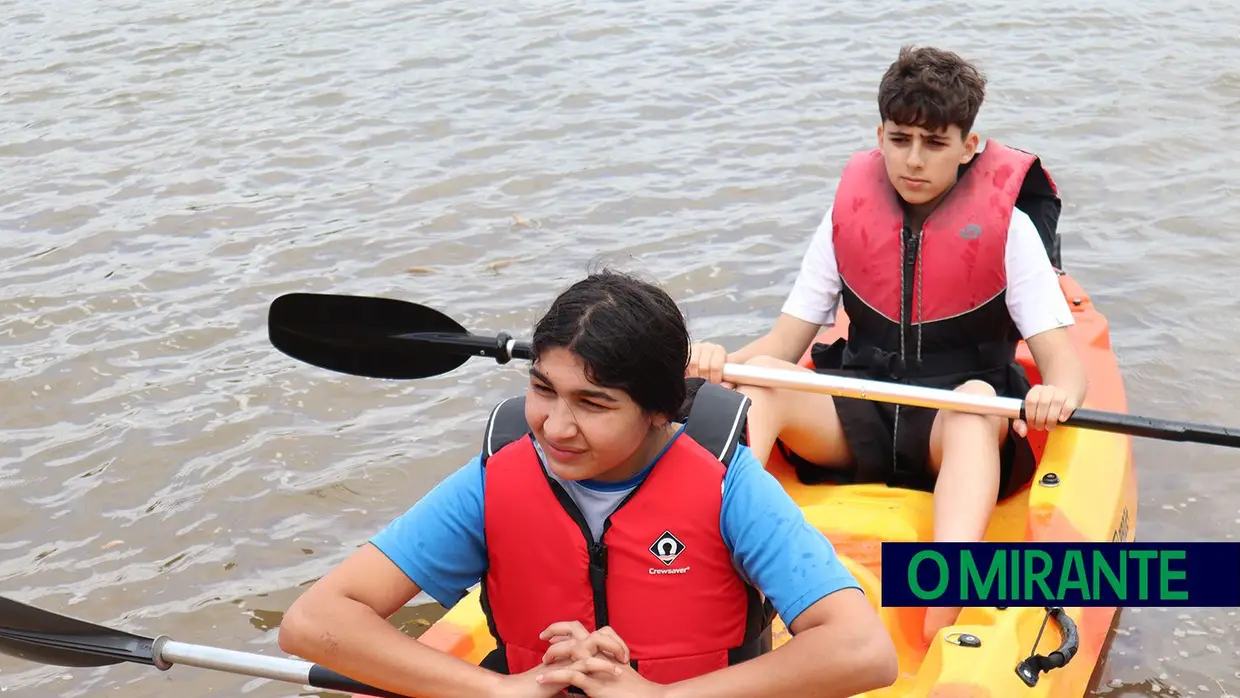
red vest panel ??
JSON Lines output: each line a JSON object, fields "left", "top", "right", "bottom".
{"left": 832, "top": 141, "right": 1038, "bottom": 325}
{"left": 482, "top": 431, "right": 766, "bottom": 684}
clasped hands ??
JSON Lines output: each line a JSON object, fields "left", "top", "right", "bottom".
{"left": 500, "top": 621, "right": 665, "bottom": 698}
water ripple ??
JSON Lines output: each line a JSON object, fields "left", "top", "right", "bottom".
{"left": 2, "top": 0, "right": 1239, "bottom": 695}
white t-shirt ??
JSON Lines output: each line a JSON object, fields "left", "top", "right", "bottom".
{"left": 781, "top": 205, "right": 1074, "bottom": 340}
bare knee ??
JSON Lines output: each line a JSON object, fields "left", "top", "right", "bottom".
{"left": 943, "top": 381, "right": 1005, "bottom": 439}
{"left": 955, "top": 379, "right": 997, "bottom": 398}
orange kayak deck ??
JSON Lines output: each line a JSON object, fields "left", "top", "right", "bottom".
{"left": 366, "top": 272, "right": 1137, "bottom": 697}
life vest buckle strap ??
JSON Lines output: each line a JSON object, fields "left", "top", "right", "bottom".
{"left": 851, "top": 347, "right": 908, "bottom": 381}
{"left": 839, "top": 340, "right": 1015, "bottom": 382}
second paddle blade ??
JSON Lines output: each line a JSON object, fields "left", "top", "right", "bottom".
{"left": 0, "top": 596, "right": 156, "bottom": 668}
{"left": 267, "top": 292, "right": 475, "bottom": 380}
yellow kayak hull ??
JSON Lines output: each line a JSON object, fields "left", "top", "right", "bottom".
{"left": 377, "top": 272, "right": 1137, "bottom": 697}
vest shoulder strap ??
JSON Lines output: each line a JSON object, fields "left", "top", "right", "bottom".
{"left": 681, "top": 380, "right": 750, "bottom": 466}
{"left": 480, "top": 396, "right": 531, "bottom": 467}
{"left": 479, "top": 381, "right": 750, "bottom": 468}
{"left": 961, "top": 142, "right": 1063, "bottom": 270}
{"left": 1013, "top": 154, "right": 1063, "bottom": 271}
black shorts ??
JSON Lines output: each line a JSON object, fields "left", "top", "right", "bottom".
{"left": 778, "top": 344, "right": 1039, "bottom": 501}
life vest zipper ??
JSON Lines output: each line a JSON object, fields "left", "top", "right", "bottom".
{"left": 540, "top": 470, "right": 648, "bottom": 633}
{"left": 543, "top": 478, "right": 611, "bottom": 630}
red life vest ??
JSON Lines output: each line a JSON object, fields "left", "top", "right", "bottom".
{"left": 821, "top": 140, "right": 1063, "bottom": 388}
{"left": 477, "top": 381, "right": 774, "bottom": 685}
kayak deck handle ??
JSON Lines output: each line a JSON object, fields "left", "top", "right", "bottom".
{"left": 1014, "top": 607, "right": 1079, "bottom": 688}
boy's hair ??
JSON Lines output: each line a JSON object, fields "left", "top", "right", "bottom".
{"left": 877, "top": 45, "right": 987, "bottom": 137}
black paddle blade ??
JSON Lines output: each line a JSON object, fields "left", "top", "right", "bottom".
{"left": 267, "top": 292, "right": 480, "bottom": 380}
{"left": 0, "top": 596, "right": 157, "bottom": 668}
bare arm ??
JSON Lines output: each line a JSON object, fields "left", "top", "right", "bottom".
{"left": 278, "top": 544, "right": 503, "bottom": 698}
{"left": 1025, "top": 326, "right": 1088, "bottom": 406}
{"left": 663, "top": 589, "right": 898, "bottom": 698}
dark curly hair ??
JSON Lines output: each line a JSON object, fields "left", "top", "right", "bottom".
{"left": 877, "top": 45, "right": 987, "bottom": 137}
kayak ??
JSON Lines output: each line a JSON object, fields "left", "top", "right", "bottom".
{"left": 355, "top": 271, "right": 1136, "bottom": 697}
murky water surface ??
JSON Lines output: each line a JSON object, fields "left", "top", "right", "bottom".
{"left": 3, "top": 0, "right": 1240, "bottom": 695}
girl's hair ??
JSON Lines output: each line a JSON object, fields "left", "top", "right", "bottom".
{"left": 878, "top": 45, "right": 987, "bottom": 136}
{"left": 532, "top": 269, "right": 688, "bottom": 419}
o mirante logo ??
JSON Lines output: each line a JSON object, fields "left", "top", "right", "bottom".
{"left": 880, "top": 542, "right": 1238, "bottom": 607}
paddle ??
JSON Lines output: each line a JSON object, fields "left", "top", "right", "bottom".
{"left": 0, "top": 595, "right": 409, "bottom": 698}
{"left": 267, "top": 291, "right": 1240, "bottom": 449}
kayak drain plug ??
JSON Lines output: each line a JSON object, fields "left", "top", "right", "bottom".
{"left": 1040, "top": 473, "right": 1060, "bottom": 487}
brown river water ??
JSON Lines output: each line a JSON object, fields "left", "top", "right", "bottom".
{"left": 3, "top": 0, "right": 1240, "bottom": 696}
